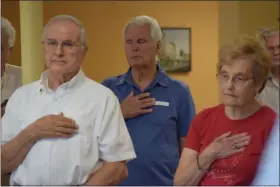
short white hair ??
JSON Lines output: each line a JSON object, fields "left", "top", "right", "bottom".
{"left": 123, "top": 15, "right": 162, "bottom": 41}
{"left": 257, "top": 28, "right": 279, "bottom": 43}
{"left": 1, "top": 17, "right": 16, "bottom": 48}
{"left": 42, "top": 15, "right": 87, "bottom": 47}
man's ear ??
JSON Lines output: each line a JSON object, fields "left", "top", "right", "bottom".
{"left": 83, "top": 46, "right": 89, "bottom": 55}
{"left": 156, "top": 41, "right": 161, "bottom": 52}
{"left": 9, "top": 47, "right": 13, "bottom": 53}
{"left": 7, "top": 47, "right": 13, "bottom": 60}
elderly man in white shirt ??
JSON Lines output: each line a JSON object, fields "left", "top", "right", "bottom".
{"left": 257, "top": 28, "right": 279, "bottom": 113}
{"left": 1, "top": 17, "right": 22, "bottom": 116}
{"left": 1, "top": 15, "right": 136, "bottom": 185}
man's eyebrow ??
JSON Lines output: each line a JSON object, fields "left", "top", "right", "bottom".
{"left": 46, "top": 38, "right": 56, "bottom": 41}
{"left": 45, "top": 39, "right": 75, "bottom": 43}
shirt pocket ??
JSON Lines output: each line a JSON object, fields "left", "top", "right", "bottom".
{"left": 62, "top": 102, "right": 94, "bottom": 135}
{"left": 71, "top": 115, "right": 94, "bottom": 144}
{"left": 78, "top": 125, "right": 94, "bottom": 144}
{"left": 150, "top": 104, "right": 175, "bottom": 125}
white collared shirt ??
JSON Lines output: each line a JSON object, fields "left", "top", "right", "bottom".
{"left": 1, "top": 70, "right": 136, "bottom": 185}
{"left": 1, "top": 64, "right": 22, "bottom": 103}
{"left": 258, "top": 76, "right": 279, "bottom": 114}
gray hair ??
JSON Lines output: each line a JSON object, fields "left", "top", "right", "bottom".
{"left": 123, "top": 15, "right": 162, "bottom": 41}
{"left": 1, "top": 17, "right": 16, "bottom": 48}
{"left": 257, "top": 28, "right": 279, "bottom": 43}
{"left": 42, "top": 15, "right": 87, "bottom": 47}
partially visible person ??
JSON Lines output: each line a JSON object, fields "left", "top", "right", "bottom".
{"left": 252, "top": 118, "right": 279, "bottom": 185}
{"left": 174, "top": 35, "right": 277, "bottom": 186}
{"left": 257, "top": 28, "right": 279, "bottom": 113}
{"left": 1, "top": 16, "right": 21, "bottom": 186}
{"left": 1, "top": 17, "right": 22, "bottom": 116}
{"left": 2, "top": 65, "right": 22, "bottom": 103}
{"left": 102, "top": 15, "right": 195, "bottom": 185}
{"left": 1, "top": 15, "right": 136, "bottom": 185}
{"left": 1, "top": 18, "right": 10, "bottom": 117}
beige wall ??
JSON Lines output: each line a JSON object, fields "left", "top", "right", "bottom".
{"left": 218, "top": 1, "right": 279, "bottom": 47}
{"left": 239, "top": 1, "right": 279, "bottom": 35}
{"left": 218, "top": 1, "right": 241, "bottom": 47}
{"left": 2, "top": 1, "right": 279, "bottom": 112}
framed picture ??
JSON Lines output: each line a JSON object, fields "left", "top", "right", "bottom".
{"left": 157, "top": 27, "right": 192, "bottom": 73}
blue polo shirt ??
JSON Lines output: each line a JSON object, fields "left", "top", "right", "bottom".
{"left": 102, "top": 66, "right": 195, "bottom": 185}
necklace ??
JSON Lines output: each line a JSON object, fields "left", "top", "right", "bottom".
{"left": 210, "top": 154, "right": 244, "bottom": 173}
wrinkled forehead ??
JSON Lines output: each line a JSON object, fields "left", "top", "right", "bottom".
{"left": 221, "top": 58, "right": 253, "bottom": 76}
{"left": 124, "top": 24, "right": 151, "bottom": 40}
{"left": 265, "top": 33, "right": 279, "bottom": 45}
{"left": 44, "top": 20, "right": 81, "bottom": 42}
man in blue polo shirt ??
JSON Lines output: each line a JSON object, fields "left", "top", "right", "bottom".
{"left": 102, "top": 15, "right": 196, "bottom": 185}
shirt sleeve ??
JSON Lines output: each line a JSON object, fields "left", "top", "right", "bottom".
{"left": 1, "top": 89, "right": 21, "bottom": 145}
{"left": 96, "top": 91, "right": 136, "bottom": 162}
{"left": 177, "top": 83, "right": 196, "bottom": 137}
{"left": 184, "top": 112, "right": 204, "bottom": 153}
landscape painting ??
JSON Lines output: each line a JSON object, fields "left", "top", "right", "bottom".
{"left": 157, "top": 28, "right": 191, "bottom": 73}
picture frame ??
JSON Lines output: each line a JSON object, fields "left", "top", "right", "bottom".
{"left": 157, "top": 27, "right": 192, "bottom": 73}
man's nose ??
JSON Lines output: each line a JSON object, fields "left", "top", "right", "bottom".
{"left": 130, "top": 43, "right": 140, "bottom": 51}
{"left": 54, "top": 45, "right": 64, "bottom": 56}
{"left": 273, "top": 47, "right": 279, "bottom": 55}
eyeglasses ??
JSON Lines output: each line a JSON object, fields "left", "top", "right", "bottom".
{"left": 42, "top": 39, "right": 83, "bottom": 51}
{"left": 216, "top": 73, "right": 254, "bottom": 87}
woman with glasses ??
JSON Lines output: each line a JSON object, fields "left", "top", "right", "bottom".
{"left": 174, "top": 36, "right": 277, "bottom": 186}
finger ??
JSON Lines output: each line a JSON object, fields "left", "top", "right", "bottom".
{"left": 234, "top": 140, "right": 251, "bottom": 149}
{"left": 140, "top": 102, "right": 155, "bottom": 109}
{"left": 215, "top": 132, "right": 231, "bottom": 141}
{"left": 54, "top": 132, "right": 73, "bottom": 138}
{"left": 47, "top": 114, "right": 60, "bottom": 119}
{"left": 137, "top": 92, "right": 151, "bottom": 100}
{"left": 227, "top": 133, "right": 249, "bottom": 142}
{"left": 229, "top": 147, "right": 246, "bottom": 155}
{"left": 54, "top": 115, "right": 77, "bottom": 124}
{"left": 56, "top": 121, "right": 79, "bottom": 129}
{"left": 232, "top": 135, "right": 251, "bottom": 145}
{"left": 139, "top": 108, "right": 153, "bottom": 114}
{"left": 127, "top": 91, "right": 134, "bottom": 98}
{"left": 140, "top": 98, "right": 155, "bottom": 104}
{"left": 55, "top": 126, "right": 77, "bottom": 134}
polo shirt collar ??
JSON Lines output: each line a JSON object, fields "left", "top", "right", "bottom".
{"left": 116, "top": 64, "right": 169, "bottom": 87}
